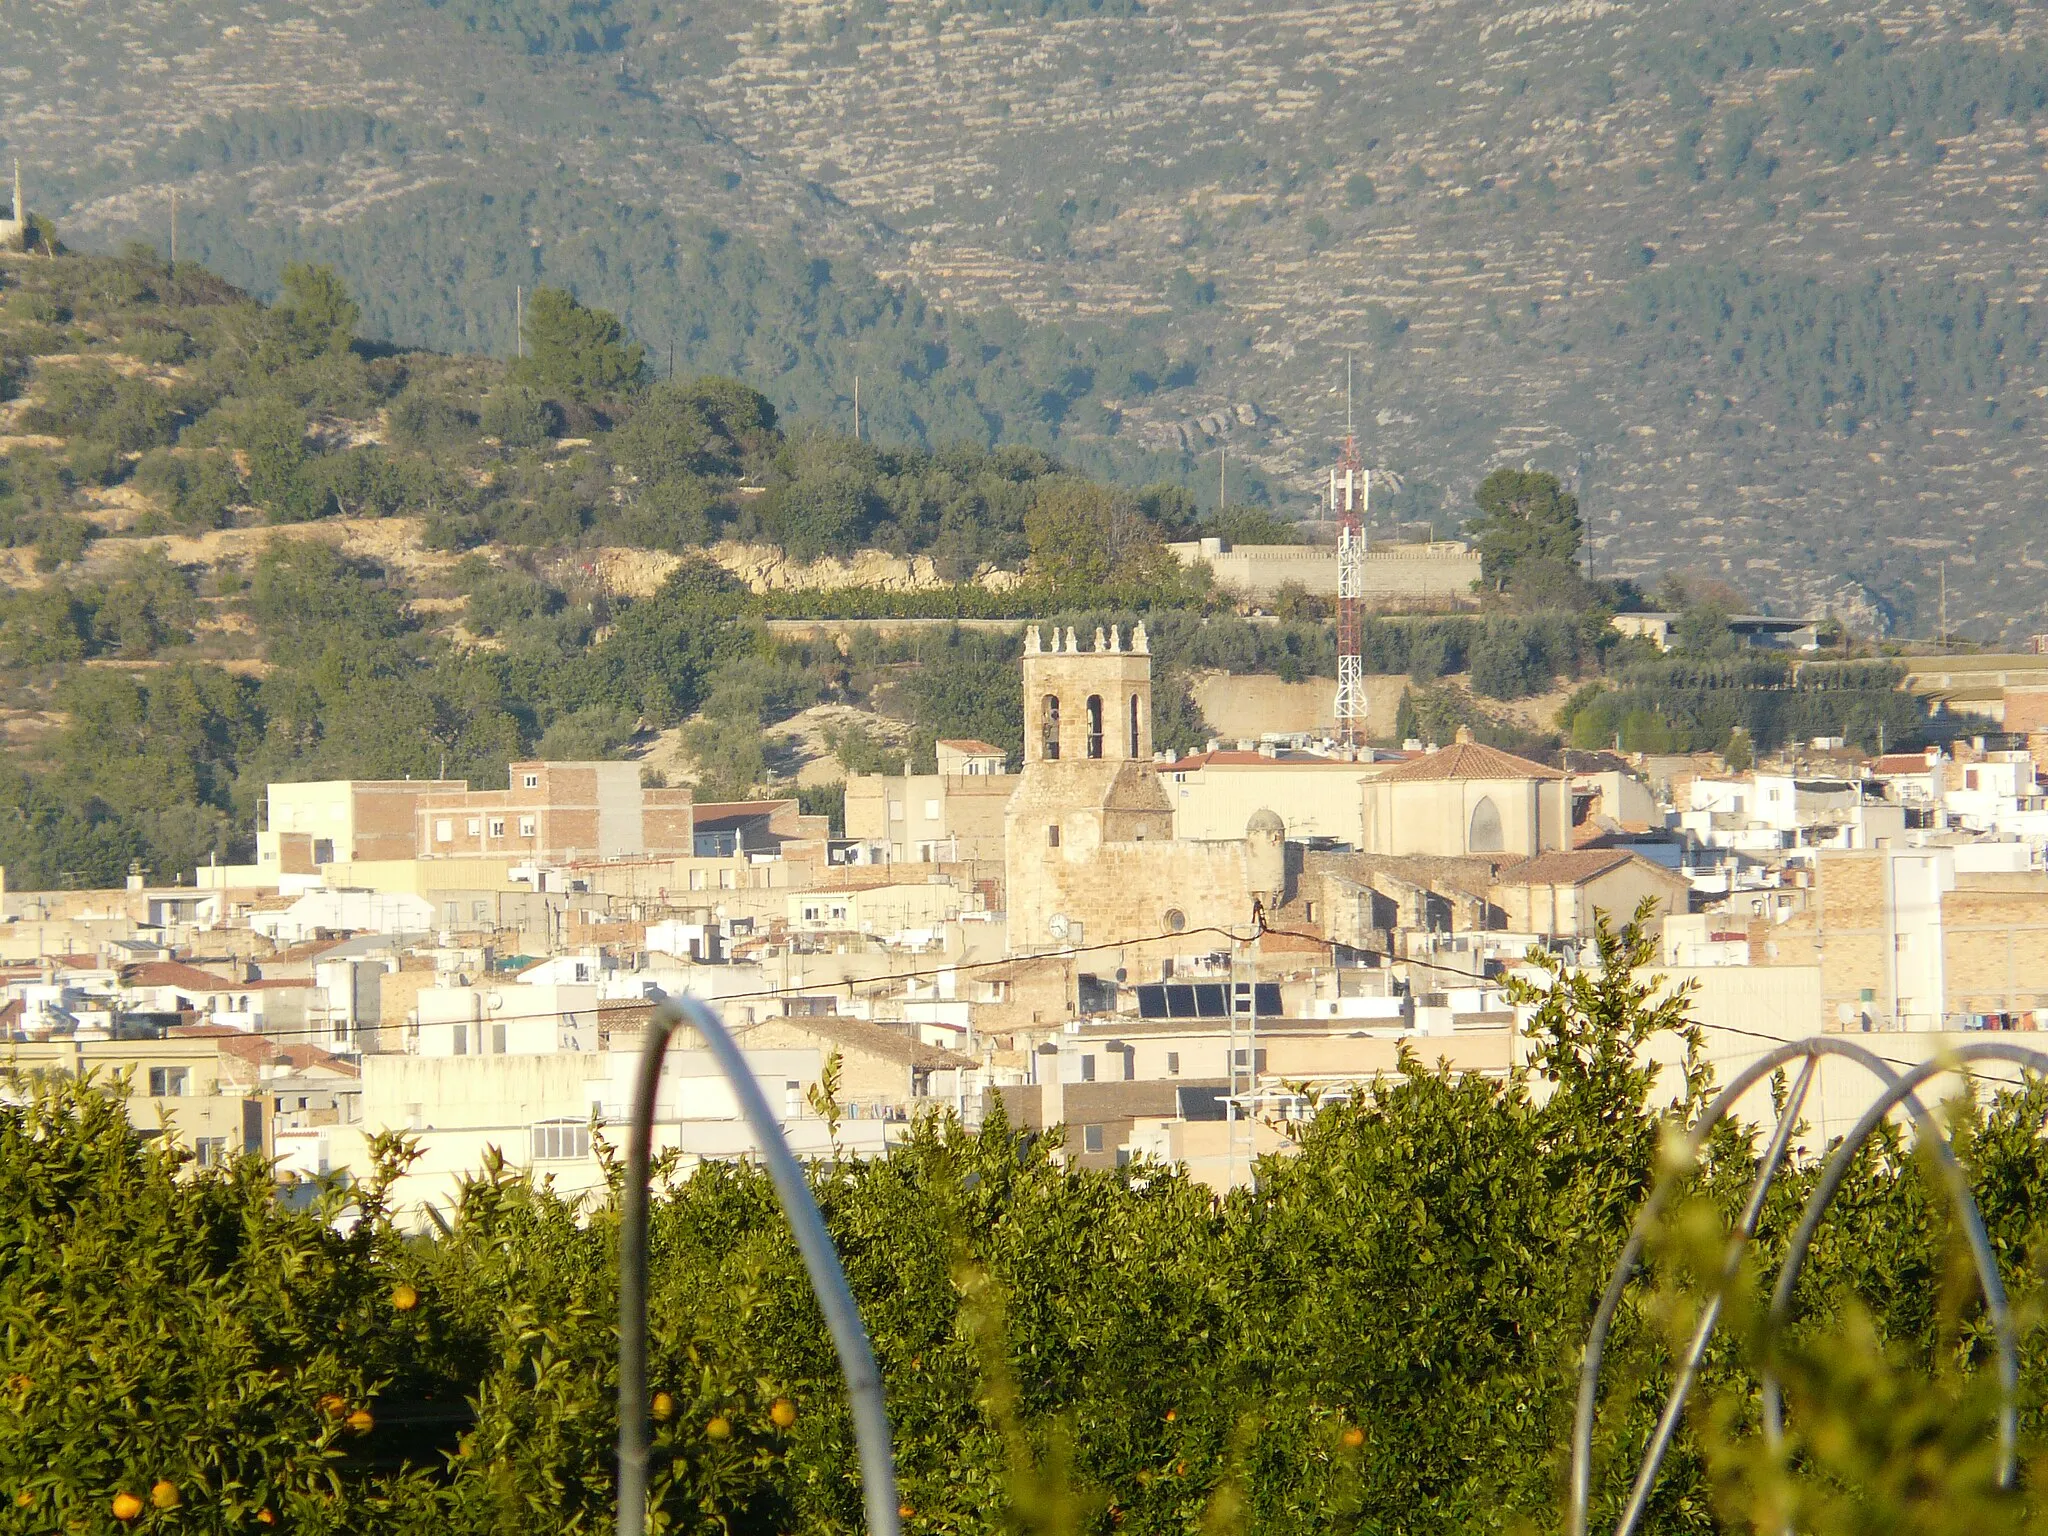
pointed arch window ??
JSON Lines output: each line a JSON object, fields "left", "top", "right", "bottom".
{"left": 1468, "top": 795, "right": 1504, "bottom": 853}
{"left": 1041, "top": 695, "right": 1061, "bottom": 761}
{"left": 1086, "top": 695, "right": 1104, "bottom": 759}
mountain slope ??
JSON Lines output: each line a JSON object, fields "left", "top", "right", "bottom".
{"left": 8, "top": 0, "right": 2048, "bottom": 634}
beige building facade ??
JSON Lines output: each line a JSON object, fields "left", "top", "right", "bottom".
{"left": 259, "top": 778, "right": 468, "bottom": 875}
{"left": 1362, "top": 736, "right": 1571, "bottom": 858}
{"left": 844, "top": 740, "right": 1014, "bottom": 864}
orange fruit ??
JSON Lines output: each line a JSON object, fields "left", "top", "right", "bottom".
{"left": 14, "top": 1490, "right": 32, "bottom": 1507}
{"left": 769, "top": 1398, "right": 796, "bottom": 1429}
{"left": 650, "top": 1392, "right": 675, "bottom": 1421}
{"left": 150, "top": 1481, "right": 180, "bottom": 1511}
{"left": 317, "top": 1393, "right": 346, "bottom": 1418}
{"left": 1340, "top": 1425, "right": 1365, "bottom": 1449}
{"left": 1163, "top": 1408, "right": 1176, "bottom": 1422}
{"left": 346, "top": 1409, "right": 375, "bottom": 1434}
{"left": 391, "top": 1283, "right": 419, "bottom": 1312}
{"left": 704, "top": 1415, "right": 731, "bottom": 1440}
{"left": 5, "top": 1374, "right": 27, "bottom": 1395}
{"left": 898, "top": 1504, "right": 914, "bottom": 1520}
{"left": 257, "top": 1511, "right": 275, "bottom": 1526}
{"left": 111, "top": 1492, "right": 143, "bottom": 1521}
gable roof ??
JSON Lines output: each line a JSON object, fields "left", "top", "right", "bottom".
{"left": 1493, "top": 849, "right": 1685, "bottom": 887}
{"left": 937, "top": 739, "right": 1005, "bottom": 754}
{"left": 122, "top": 961, "right": 240, "bottom": 992}
{"left": 1381, "top": 742, "right": 1566, "bottom": 783}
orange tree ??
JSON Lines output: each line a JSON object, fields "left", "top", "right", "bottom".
{"left": 6, "top": 911, "right": 2048, "bottom": 1534}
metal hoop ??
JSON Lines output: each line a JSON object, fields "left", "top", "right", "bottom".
{"left": 1566, "top": 1035, "right": 2046, "bottom": 1536}
{"left": 615, "top": 995, "right": 903, "bottom": 1536}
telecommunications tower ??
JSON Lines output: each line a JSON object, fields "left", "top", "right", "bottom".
{"left": 1330, "top": 362, "right": 1368, "bottom": 746}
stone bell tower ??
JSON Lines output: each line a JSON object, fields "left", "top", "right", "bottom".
{"left": 1019, "top": 621, "right": 1154, "bottom": 767}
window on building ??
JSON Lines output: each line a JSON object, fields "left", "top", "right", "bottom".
{"left": 1166, "top": 1052, "right": 1180, "bottom": 1076}
{"left": 1041, "top": 694, "right": 1061, "bottom": 761}
{"left": 518, "top": 816, "right": 537, "bottom": 837}
{"left": 1129, "top": 694, "right": 1141, "bottom": 758}
{"left": 719, "top": 869, "right": 736, "bottom": 890}
{"left": 1086, "top": 695, "right": 1104, "bottom": 759}
{"left": 689, "top": 869, "right": 705, "bottom": 891}
{"left": 435, "top": 819, "right": 453, "bottom": 843}
{"left": 1083, "top": 1125, "right": 1105, "bottom": 1153}
{"left": 830, "top": 905, "right": 848, "bottom": 921}
{"left": 488, "top": 818, "right": 506, "bottom": 838}
{"left": 492, "top": 1023, "right": 508, "bottom": 1054}
{"left": 1468, "top": 796, "right": 1505, "bottom": 853}
{"left": 803, "top": 905, "right": 820, "bottom": 921}
{"left": 1047, "top": 823, "right": 1061, "bottom": 847}
{"left": 523, "top": 773, "right": 540, "bottom": 789}
{"left": 312, "top": 838, "right": 334, "bottom": 864}
{"left": 1080, "top": 1055, "right": 1096, "bottom": 1082}
{"left": 531, "top": 1120, "right": 590, "bottom": 1161}
{"left": 924, "top": 798, "right": 940, "bottom": 820}
{"left": 786, "top": 1080, "right": 804, "bottom": 1120}
{"left": 148, "top": 1066, "right": 189, "bottom": 1097}
{"left": 473, "top": 900, "right": 489, "bottom": 922}
{"left": 1164, "top": 908, "right": 1186, "bottom": 933}
{"left": 194, "top": 1137, "right": 228, "bottom": 1168}
{"left": 888, "top": 799, "right": 904, "bottom": 821}
{"left": 467, "top": 818, "right": 481, "bottom": 836}
{"left": 452, "top": 1025, "right": 468, "bottom": 1056}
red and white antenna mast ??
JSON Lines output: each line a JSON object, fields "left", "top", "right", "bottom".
{"left": 1331, "top": 358, "right": 1368, "bottom": 747}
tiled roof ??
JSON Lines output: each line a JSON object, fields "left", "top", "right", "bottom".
{"left": 1381, "top": 742, "right": 1566, "bottom": 783}
{"left": 123, "top": 961, "right": 239, "bottom": 992}
{"left": 937, "top": 739, "right": 1004, "bottom": 754}
{"left": 1870, "top": 754, "right": 1940, "bottom": 774}
{"left": 1494, "top": 850, "right": 1677, "bottom": 887}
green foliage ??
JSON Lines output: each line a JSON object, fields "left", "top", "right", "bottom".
{"left": 1629, "top": 266, "right": 2038, "bottom": 432}
{"left": 18, "top": 361, "right": 175, "bottom": 452}
{"left": 9, "top": 910, "right": 2046, "bottom": 1532}
{"left": 1465, "top": 469, "right": 1583, "bottom": 593}
{"left": 478, "top": 384, "right": 555, "bottom": 448}
{"left": 512, "top": 287, "right": 647, "bottom": 402}
{"left": 1580, "top": 654, "right": 1928, "bottom": 753}
{"left": 275, "top": 262, "right": 359, "bottom": 359}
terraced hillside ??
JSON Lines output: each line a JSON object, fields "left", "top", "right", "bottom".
{"left": 8, "top": 0, "right": 2048, "bottom": 635}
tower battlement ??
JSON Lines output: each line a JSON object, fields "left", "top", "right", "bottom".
{"left": 1019, "top": 622, "right": 1152, "bottom": 765}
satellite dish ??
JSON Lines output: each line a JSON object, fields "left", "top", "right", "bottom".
{"left": 1047, "top": 913, "right": 1071, "bottom": 940}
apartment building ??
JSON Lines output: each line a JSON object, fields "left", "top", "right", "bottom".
{"left": 843, "top": 740, "right": 1014, "bottom": 864}
{"left": 415, "top": 761, "right": 695, "bottom": 863}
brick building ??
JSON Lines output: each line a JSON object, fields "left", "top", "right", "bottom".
{"left": 415, "top": 762, "right": 694, "bottom": 863}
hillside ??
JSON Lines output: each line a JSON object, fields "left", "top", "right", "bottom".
{"left": 7, "top": 0, "right": 2048, "bottom": 637}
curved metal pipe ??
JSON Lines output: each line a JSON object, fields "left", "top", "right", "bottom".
{"left": 1568, "top": 1036, "right": 1912, "bottom": 1536}
{"left": 1606, "top": 1057, "right": 1817, "bottom": 1536}
{"left": 1761, "top": 1041, "right": 2048, "bottom": 1494}
{"left": 616, "top": 995, "right": 902, "bottom": 1536}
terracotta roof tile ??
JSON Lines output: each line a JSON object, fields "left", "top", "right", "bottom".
{"left": 123, "top": 961, "right": 240, "bottom": 992}
{"left": 1493, "top": 850, "right": 1678, "bottom": 886}
{"left": 1380, "top": 742, "right": 1566, "bottom": 783}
